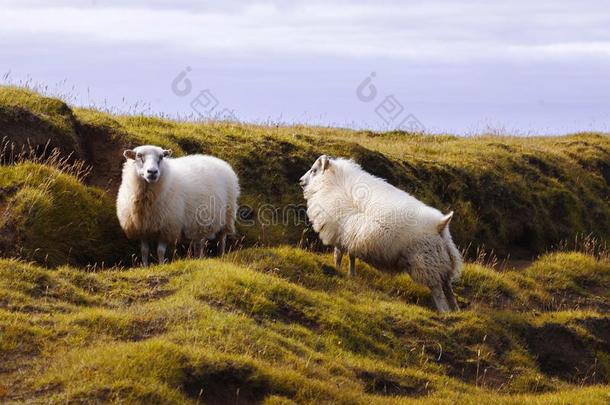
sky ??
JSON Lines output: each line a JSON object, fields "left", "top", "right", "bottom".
{"left": 1, "top": 0, "right": 609, "bottom": 134}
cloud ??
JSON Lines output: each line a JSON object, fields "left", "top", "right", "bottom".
{"left": 2, "top": 1, "right": 610, "bottom": 62}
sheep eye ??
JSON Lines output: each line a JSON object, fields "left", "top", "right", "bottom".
{"left": 312, "top": 169, "right": 317, "bottom": 174}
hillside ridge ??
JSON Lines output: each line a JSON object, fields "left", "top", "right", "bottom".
{"left": 1, "top": 86, "right": 609, "bottom": 267}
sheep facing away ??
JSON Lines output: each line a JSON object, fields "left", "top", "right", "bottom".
{"left": 300, "top": 155, "right": 462, "bottom": 312}
{"left": 116, "top": 145, "right": 240, "bottom": 266}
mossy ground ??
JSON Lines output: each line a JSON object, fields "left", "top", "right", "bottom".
{"left": 0, "top": 248, "right": 608, "bottom": 403}
{"left": 0, "top": 86, "right": 609, "bottom": 403}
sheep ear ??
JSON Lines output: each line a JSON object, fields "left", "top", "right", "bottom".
{"left": 163, "top": 149, "right": 172, "bottom": 157}
{"left": 123, "top": 150, "right": 136, "bottom": 160}
{"left": 320, "top": 155, "right": 331, "bottom": 172}
{"left": 437, "top": 211, "right": 453, "bottom": 233}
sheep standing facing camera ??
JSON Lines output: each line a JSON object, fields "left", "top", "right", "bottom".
{"left": 116, "top": 145, "right": 240, "bottom": 266}
{"left": 299, "top": 155, "right": 462, "bottom": 312}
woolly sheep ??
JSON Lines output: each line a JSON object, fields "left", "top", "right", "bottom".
{"left": 299, "top": 155, "right": 462, "bottom": 312}
{"left": 116, "top": 145, "right": 240, "bottom": 266}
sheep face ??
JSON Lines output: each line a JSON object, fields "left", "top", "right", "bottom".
{"left": 123, "top": 145, "right": 172, "bottom": 183}
{"left": 300, "top": 155, "right": 331, "bottom": 190}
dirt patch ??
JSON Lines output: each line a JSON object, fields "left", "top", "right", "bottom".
{"left": 0, "top": 105, "right": 81, "bottom": 159}
{"left": 521, "top": 323, "right": 604, "bottom": 383}
{"left": 183, "top": 364, "right": 273, "bottom": 404}
{"left": 578, "top": 317, "right": 610, "bottom": 351}
{"left": 1, "top": 104, "right": 127, "bottom": 197}
{"left": 320, "top": 263, "right": 339, "bottom": 277}
{"left": 173, "top": 137, "right": 207, "bottom": 155}
{"left": 0, "top": 185, "right": 21, "bottom": 258}
{"left": 543, "top": 290, "right": 610, "bottom": 313}
{"left": 272, "top": 301, "right": 319, "bottom": 330}
{"left": 202, "top": 295, "right": 319, "bottom": 331}
{"left": 357, "top": 370, "right": 432, "bottom": 397}
{"left": 76, "top": 121, "right": 129, "bottom": 197}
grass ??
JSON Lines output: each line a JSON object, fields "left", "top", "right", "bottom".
{"left": 0, "top": 87, "right": 81, "bottom": 156}
{"left": 0, "top": 248, "right": 608, "bottom": 403}
{"left": 1, "top": 86, "right": 609, "bottom": 262}
{"left": 0, "top": 86, "right": 609, "bottom": 403}
{"left": 0, "top": 162, "right": 132, "bottom": 267}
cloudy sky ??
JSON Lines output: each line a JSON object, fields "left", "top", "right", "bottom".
{"left": 1, "top": 0, "right": 609, "bottom": 134}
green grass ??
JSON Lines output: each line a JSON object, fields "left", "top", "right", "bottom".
{"left": 0, "top": 163, "right": 132, "bottom": 267}
{"left": 1, "top": 86, "right": 609, "bottom": 403}
{"left": 0, "top": 248, "right": 608, "bottom": 403}
{"left": 2, "top": 86, "right": 609, "bottom": 262}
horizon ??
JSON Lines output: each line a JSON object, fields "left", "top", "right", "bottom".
{"left": 1, "top": 0, "right": 609, "bottom": 135}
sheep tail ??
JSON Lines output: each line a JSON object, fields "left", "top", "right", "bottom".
{"left": 436, "top": 211, "right": 453, "bottom": 234}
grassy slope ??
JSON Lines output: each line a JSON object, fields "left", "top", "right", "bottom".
{"left": 0, "top": 248, "right": 609, "bottom": 403}
{"left": 1, "top": 86, "right": 610, "bottom": 263}
{"left": 81, "top": 111, "right": 610, "bottom": 257}
{"left": 0, "top": 163, "right": 132, "bottom": 267}
{"left": 1, "top": 87, "right": 610, "bottom": 403}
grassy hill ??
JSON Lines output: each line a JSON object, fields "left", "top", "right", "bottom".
{"left": 0, "top": 86, "right": 609, "bottom": 403}
{"left": 1, "top": 248, "right": 609, "bottom": 403}
{"left": 1, "top": 86, "right": 610, "bottom": 265}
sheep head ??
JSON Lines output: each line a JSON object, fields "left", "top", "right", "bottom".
{"left": 123, "top": 145, "right": 172, "bottom": 183}
{"left": 299, "top": 155, "right": 332, "bottom": 191}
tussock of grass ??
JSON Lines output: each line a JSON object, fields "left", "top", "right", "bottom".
{"left": 0, "top": 249, "right": 608, "bottom": 403}
{"left": 0, "top": 163, "right": 132, "bottom": 266}
{"left": 526, "top": 252, "right": 610, "bottom": 295}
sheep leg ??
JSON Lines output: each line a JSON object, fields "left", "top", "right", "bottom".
{"left": 442, "top": 278, "right": 460, "bottom": 312}
{"left": 196, "top": 239, "right": 206, "bottom": 259}
{"left": 218, "top": 231, "right": 227, "bottom": 256}
{"left": 140, "top": 241, "right": 150, "bottom": 267}
{"left": 334, "top": 247, "right": 343, "bottom": 271}
{"left": 157, "top": 241, "right": 167, "bottom": 264}
{"left": 349, "top": 253, "right": 356, "bottom": 277}
{"left": 431, "top": 285, "right": 451, "bottom": 313}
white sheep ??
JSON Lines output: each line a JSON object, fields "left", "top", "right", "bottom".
{"left": 116, "top": 145, "right": 240, "bottom": 266}
{"left": 299, "top": 155, "right": 462, "bottom": 312}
